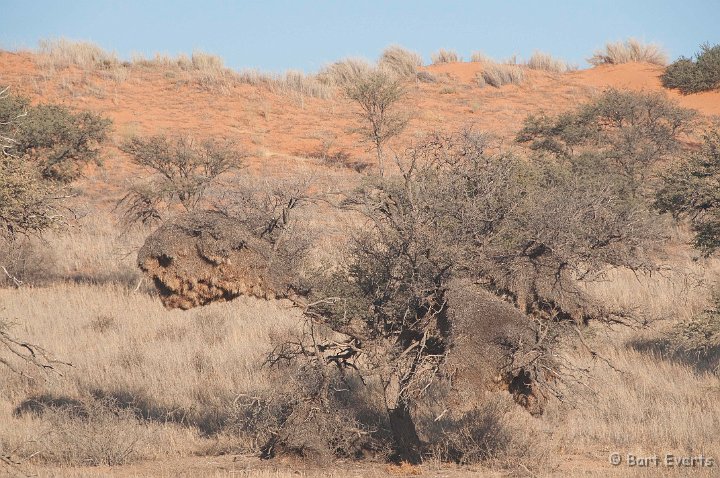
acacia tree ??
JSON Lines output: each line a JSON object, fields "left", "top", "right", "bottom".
{"left": 0, "top": 87, "right": 111, "bottom": 239}
{"left": 0, "top": 86, "right": 107, "bottom": 376}
{"left": 118, "top": 134, "right": 245, "bottom": 224}
{"left": 262, "top": 122, "right": 667, "bottom": 462}
{"left": 517, "top": 88, "right": 695, "bottom": 195}
{"left": 343, "top": 67, "right": 409, "bottom": 176}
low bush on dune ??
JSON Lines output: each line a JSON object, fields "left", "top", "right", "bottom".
{"left": 662, "top": 43, "right": 720, "bottom": 94}
{"left": 588, "top": 38, "right": 667, "bottom": 66}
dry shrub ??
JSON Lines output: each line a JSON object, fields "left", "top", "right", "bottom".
{"left": 478, "top": 64, "right": 525, "bottom": 87}
{"left": 588, "top": 38, "right": 668, "bottom": 66}
{"left": 431, "top": 49, "right": 461, "bottom": 64}
{"left": 85, "top": 314, "right": 117, "bottom": 334}
{"left": 416, "top": 71, "right": 438, "bottom": 83}
{"left": 633, "top": 296, "right": 720, "bottom": 374}
{"left": 224, "top": 364, "right": 388, "bottom": 462}
{"left": 525, "top": 51, "right": 569, "bottom": 73}
{"left": 16, "top": 397, "right": 152, "bottom": 466}
{"left": 378, "top": 45, "right": 423, "bottom": 78}
{"left": 0, "top": 238, "right": 58, "bottom": 287}
{"left": 424, "top": 394, "right": 543, "bottom": 468}
{"left": 186, "top": 50, "right": 234, "bottom": 91}
{"left": 274, "top": 70, "right": 333, "bottom": 99}
{"left": 551, "top": 339, "right": 720, "bottom": 458}
{"left": 235, "top": 69, "right": 332, "bottom": 99}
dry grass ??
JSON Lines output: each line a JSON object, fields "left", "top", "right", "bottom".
{"left": 478, "top": 64, "right": 525, "bottom": 87}
{"left": 0, "top": 282, "right": 302, "bottom": 466}
{"left": 378, "top": 45, "right": 423, "bottom": 78}
{"left": 431, "top": 49, "right": 461, "bottom": 64}
{"left": 37, "top": 38, "right": 120, "bottom": 70}
{"left": 547, "top": 333, "right": 720, "bottom": 459}
{"left": 317, "top": 58, "right": 374, "bottom": 86}
{"left": 588, "top": 38, "right": 668, "bottom": 66}
{"left": 2, "top": 213, "right": 720, "bottom": 475}
{"left": 470, "top": 51, "right": 493, "bottom": 63}
{"left": 236, "top": 69, "right": 333, "bottom": 100}
{"left": 33, "top": 39, "right": 331, "bottom": 98}
{"left": 525, "top": 51, "right": 570, "bottom": 73}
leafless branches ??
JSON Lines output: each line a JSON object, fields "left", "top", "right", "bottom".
{"left": 0, "top": 319, "right": 71, "bottom": 380}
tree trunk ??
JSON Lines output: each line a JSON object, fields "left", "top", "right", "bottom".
{"left": 388, "top": 400, "right": 422, "bottom": 464}
{"left": 376, "top": 142, "right": 384, "bottom": 177}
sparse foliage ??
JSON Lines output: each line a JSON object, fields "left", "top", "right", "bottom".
{"left": 118, "top": 134, "right": 245, "bottom": 224}
{"left": 342, "top": 68, "right": 409, "bottom": 176}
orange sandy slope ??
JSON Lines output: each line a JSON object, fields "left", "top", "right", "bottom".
{"left": 1, "top": 51, "right": 719, "bottom": 205}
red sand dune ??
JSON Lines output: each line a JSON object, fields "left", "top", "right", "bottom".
{"left": 1, "top": 51, "right": 719, "bottom": 205}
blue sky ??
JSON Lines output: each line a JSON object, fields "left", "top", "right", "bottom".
{"left": 1, "top": 1, "right": 718, "bottom": 72}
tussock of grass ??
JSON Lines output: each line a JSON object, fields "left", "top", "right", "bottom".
{"left": 470, "top": 51, "right": 493, "bottom": 63}
{"left": 588, "top": 38, "right": 668, "bottom": 66}
{"left": 38, "top": 38, "right": 120, "bottom": 70}
{"left": 317, "top": 58, "right": 374, "bottom": 86}
{"left": 431, "top": 49, "right": 461, "bottom": 64}
{"left": 478, "top": 64, "right": 525, "bottom": 87}
{"left": 525, "top": 51, "right": 570, "bottom": 73}
{"left": 378, "top": 45, "right": 423, "bottom": 78}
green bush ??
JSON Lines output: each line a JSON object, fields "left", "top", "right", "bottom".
{"left": 517, "top": 89, "right": 695, "bottom": 190}
{"left": 662, "top": 43, "right": 720, "bottom": 94}
{"left": 655, "top": 128, "right": 720, "bottom": 254}
{"left": 0, "top": 89, "right": 111, "bottom": 238}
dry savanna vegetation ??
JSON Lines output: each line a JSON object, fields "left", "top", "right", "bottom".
{"left": 1, "top": 37, "right": 720, "bottom": 478}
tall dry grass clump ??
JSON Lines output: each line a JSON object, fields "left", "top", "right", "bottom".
{"left": 470, "top": 51, "right": 493, "bottom": 63}
{"left": 431, "top": 49, "right": 461, "bottom": 64}
{"left": 478, "top": 63, "right": 525, "bottom": 87}
{"left": 235, "top": 69, "right": 332, "bottom": 99}
{"left": 317, "top": 57, "right": 374, "bottom": 86}
{"left": 37, "top": 38, "right": 120, "bottom": 70}
{"left": 589, "top": 38, "right": 668, "bottom": 66}
{"left": 378, "top": 45, "right": 423, "bottom": 78}
{"left": 525, "top": 51, "right": 570, "bottom": 73}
